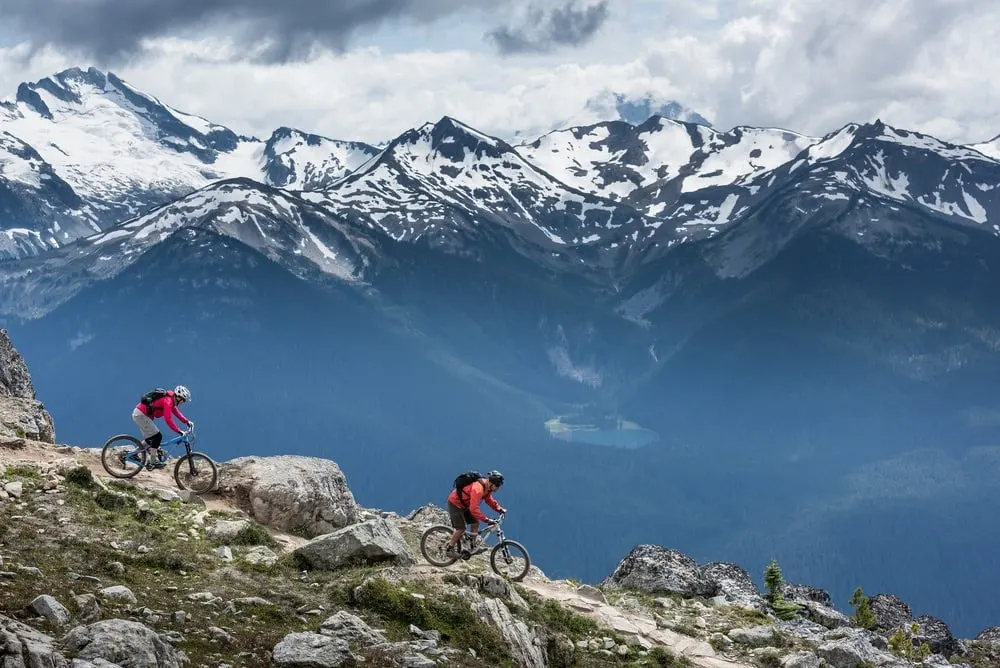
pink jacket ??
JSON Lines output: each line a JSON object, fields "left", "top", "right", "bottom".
{"left": 136, "top": 393, "right": 190, "bottom": 435}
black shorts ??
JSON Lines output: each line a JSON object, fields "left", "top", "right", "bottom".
{"left": 447, "top": 501, "right": 476, "bottom": 529}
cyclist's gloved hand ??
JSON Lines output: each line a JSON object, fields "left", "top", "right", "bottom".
{"left": 498, "top": 507, "right": 507, "bottom": 514}
{"left": 185, "top": 420, "right": 194, "bottom": 433}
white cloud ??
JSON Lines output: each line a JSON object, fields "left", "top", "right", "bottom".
{"left": 1, "top": 0, "right": 998, "bottom": 145}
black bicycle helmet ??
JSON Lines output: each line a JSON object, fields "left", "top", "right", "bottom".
{"left": 487, "top": 470, "right": 504, "bottom": 486}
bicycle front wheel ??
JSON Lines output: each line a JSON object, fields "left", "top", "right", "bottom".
{"left": 101, "top": 435, "right": 145, "bottom": 479}
{"left": 490, "top": 540, "right": 531, "bottom": 581}
{"left": 420, "top": 525, "right": 460, "bottom": 567}
{"left": 173, "top": 452, "right": 218, "bottom": 494}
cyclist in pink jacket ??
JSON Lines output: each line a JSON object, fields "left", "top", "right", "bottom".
{"left": 132, "top": 386, "right": 193, "bottom": 468}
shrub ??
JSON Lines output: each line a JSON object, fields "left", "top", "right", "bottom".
{"left": 230, "top": 523, "right": 278, "bottom": 548}
{"left": 64, "top": 466, "right": 96, "bottom": 488}
{"left": 648, "top": 646, "right": 693, "bottom": 667}
{"left": 94, "top": 490, "right": 134, "bottom": 511}
{"left": 888, "top": 623, "right": 932, "bottom": 660}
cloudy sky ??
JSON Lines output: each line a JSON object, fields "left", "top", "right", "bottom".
{"left": 0, "top": 0, "right": 997, "bottom": 145}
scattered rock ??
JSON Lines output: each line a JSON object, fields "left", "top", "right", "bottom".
{"left": 782, "top": 583, "right": 833, "bottom": 607}
{"left": 216, "top": 546, "right": 233, "bottom": 561}
{"left": 474, "top": 597, "right": 547, "bottom": 668}
{"left": 293, "top": 517, "right": 416, "bottom": 570}
{"left": 781, "top": 651, "right": 821, "bottom": 668}
{"left": 0, "top": 613, "right": 68, "bottom": 666}
{"left": 975, "top": 626, "right": 1000, "bottom": 646}
{"left": 272, "top": 631, "right": 356, "bottom": 667}
{"left": 74, "top": 594, "right": 102, "bottom": 623}
{"left": 105, "top": 561, "right": 126, "bottom": 576}
{"left": 817, "top": 634, "right": 889, "bottom": 668}
{"left": 3, "top": 481, "right": 22, "bottom": 498}
{"left": 217, "top": 455, "right": 361, "bottom": 537}
{"left": 29, "top": 594, "right": 71, "bottom": 625}
{"left": 601, "top": 544, "right": 719, "bottom": 597}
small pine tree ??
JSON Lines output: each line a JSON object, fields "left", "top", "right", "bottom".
{"left": 763, "top": 559, "right": 784, "bottom": 603}
{"left": 849, "top": 587, "right": 877, "bottom": 630}
{"left": 762, "top": 560, "right": 801, "bottom": 621}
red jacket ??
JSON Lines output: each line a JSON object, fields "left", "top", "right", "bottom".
{"left": 448, "top": 479, "right": 501, "bottom": 522}
{"left": 136, "top": 393, "right": 190, "bottom": 435}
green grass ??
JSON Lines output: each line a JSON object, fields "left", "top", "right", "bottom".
{"left": 229, "top": 523, "right": 279, "bottom": 548}
{"left": 3, "top": 463, "right": 40, "bottom": 479}
{"left": 353, "top": 577, "right": 514, "bottom": 664}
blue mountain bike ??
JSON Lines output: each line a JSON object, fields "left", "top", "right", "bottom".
{"left": 100, "top": 426, "right": 218, "bottom": 494}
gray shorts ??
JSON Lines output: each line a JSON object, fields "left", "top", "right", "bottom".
{"left": 447, "top": 501, "right": 476, "bottom": 530}
{"left": 132, "top": 408, "right": 159, "bottom": 440}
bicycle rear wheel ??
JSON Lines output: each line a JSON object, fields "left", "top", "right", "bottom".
{"left": 173, "top": 452, "right": 218, "bottom": 494}
{"left": 420, "top": 525, "right": 460, "bottom": 567}
{"left": 490, "top": 540, "right": 531, "bottom": 581}
{"left": 100, "top": 435, "right": 145, "bottom": 479}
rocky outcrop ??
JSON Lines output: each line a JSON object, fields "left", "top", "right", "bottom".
{"left": 473, "top": 597, "right": 548, "bottom": 668}
{"left": 406, "top": 503, "right": 451, "bottom": 527}
{"left": 293, "top": 517, "right": 416, "bottom": 570}
{"left": 0, "top": 330, "right": 35, "bottom": 399}
{"left": 782, "top": 583, "right": 833, "bottom": 607}
{"left": 601, "top": 545, "right": 720, "bottom": 598}
{"left": 217, "top": 455, "right": 361, "bottom": 536}
{"left": 976, "top": 626, "right": 1000, "bottom": 646}
{"left": 0, "top": 613, "right": 69, "bottom": 667}
{"left": 319, "top": 611, "right": 388, "bottom": 648}
{"left": 869, "top": 593, "right": 913, "bottom": 632}
{"left": 62, "top": 619, "right": 183, "bottom": 668}
{"left": 913, "top": 615, "right": 966, "bottom": 658}
{"left": 699, "top": 561, "right": 765, "bottom": 610}
{"left": 0, "top": 330, "right": 54, "bottom": 443}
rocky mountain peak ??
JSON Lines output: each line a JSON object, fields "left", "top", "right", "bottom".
{"left": 0, "top": 329, "right": 35, "bottom": 399}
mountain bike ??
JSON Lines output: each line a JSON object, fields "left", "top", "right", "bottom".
{"left": 100, "top": 426, "right": 218, "bottom": 494}
{"left": 419, "top": 513, "right": 531, "bottom": 581}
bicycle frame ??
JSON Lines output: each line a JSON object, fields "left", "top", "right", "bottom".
{"left": 462, "top": 513, "right": 507, "bottom": 549}
{"left": 134, "top": 427, "right": 200, "bottom": 473}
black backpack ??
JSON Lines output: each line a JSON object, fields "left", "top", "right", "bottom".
{"left": 140, "top": 388, "right": 172, "bottom": 407}
{"left": 454, "top": 471, "right": 483, "bottom": 507}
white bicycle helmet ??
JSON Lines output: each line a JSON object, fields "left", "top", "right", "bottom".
{"left": 174, "top": 385, "right": 191, "bottom": 402}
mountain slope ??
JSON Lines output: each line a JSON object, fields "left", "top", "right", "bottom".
{"left": 0, "top": 67, "right": 376, "bottom": 258}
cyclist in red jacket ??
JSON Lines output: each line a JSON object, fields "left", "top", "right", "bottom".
{"left": 132, "top": 386, "right": 193, "bottom": 468}
{"left": 445, "top": 470, "right": 506, "bottom": 556}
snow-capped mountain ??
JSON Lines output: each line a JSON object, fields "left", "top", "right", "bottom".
{"left": 0, "top": 67, "right": 375, "bottom": 258}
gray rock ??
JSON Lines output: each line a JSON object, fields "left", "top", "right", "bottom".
{"left": 217, "top": 455, "right": 361, "bottom": 537}
{"left": 728, "top": 625, "right": 777, "bottom": 647}
{"left": 3, "top": 481, "right": 22, "bottom": 498}
{"left": 243, "top": 545, "right": 278, "bottom": 567}
{"left": 600, "top": 544, "right": 719, "bottom": 597}
{"left": 99, "top": 585, "right": 137, "bottom": 605}
{"left": 74, "top": 594, "right": 102, "bottom": 623}
{"left": 29, "top": 594, "right": 71, "bottom": 625}
{"left": 817, "top": 634, "right": 890, "bottom": 668}
{"left": 479, "top": 573, "right": 530, "bottom": 612}
{"left": 206, "top": 519, "right": 251, "bottom": 542}
{"left": 0, "top": 397, "right": 55, "bottom": 442}
{"left": 782, "top": 651, "right": 821, "bottom": 668}
{"left": 699, "top": 561, "right": 766, "bottom": 610}
{"left": 0, "top": 612, "right": 69, "bottom": 667}
{"left": 216, "top": 546, "right": 233, "bottom": 561}
{"left": 272, "top": 632, "right": 355, "bottom": 667}
{"left": 474, "top": 597, "right": 547, "bottom": 668}
{"left": 293, "top": 518, "right": 416, "bottom": 570}
{"left": 63, "top": 619, "right": 182, "bottom": 668}
{"left": 869, "top": 593, "right": 912, "bottom": 631}
{"left": 319, "top": 610, "right": 387, "bottom": 648}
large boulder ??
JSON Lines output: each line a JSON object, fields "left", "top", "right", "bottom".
{"left": 62, "top": 619, "right": 182, "bottom": 668}
{"left": 293, "top": 518, "right": 416, "bottom": 570}
{"left": 0, "top": 613, "right": 69, "bottom": 667}
{"left": 782, "top": 583, "right": 833, "bottom": 607}
{"left": 217, "top": 455, "right": 361, "bottom": 536}
{"left": 272, "top": 632, "right": 355, "bottom": 667}
{"left": 0, "top": 330, "right": 54, "bottom": 443}
{"left": 319, "top": 611, "right": 387, "bottom": 648}
{"left": 600, "top": 545, "right": 719, "bottom": 597}
{"left": 817, "top": 633, "right": 892, "bottom": 668}
{"left": 474, "top": 597, "right": 547, "bottom": 668}
{"left": 699, "top": 561, "right": 766, "bottom": 610}
{"left": 868, "top": 593, "right": 913, "bottom": 632}
{"left": 405, "top": 503, "right": 451, "bottom": 527}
